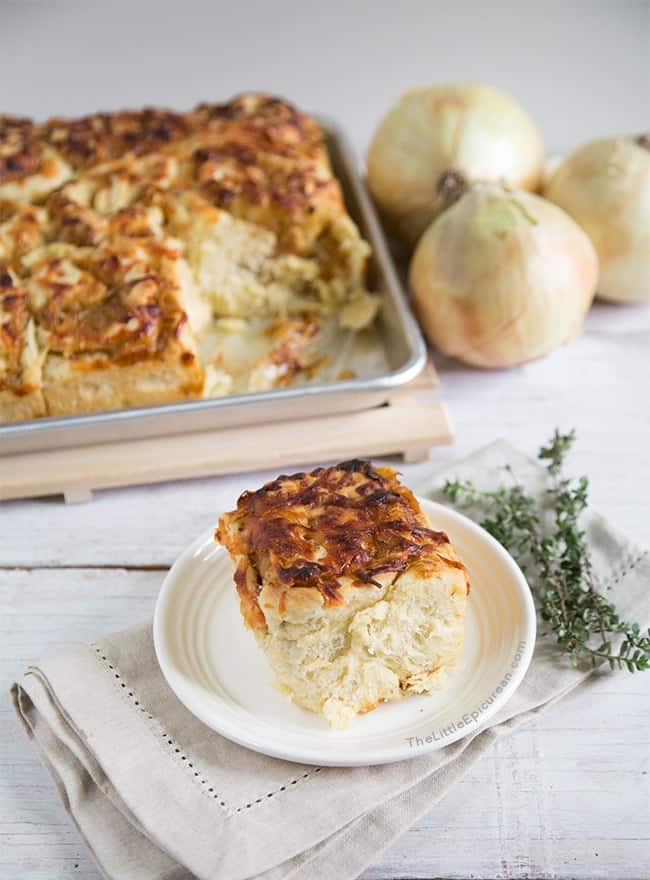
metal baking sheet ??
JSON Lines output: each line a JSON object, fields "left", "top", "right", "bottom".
{"left": 0, "top": 121, "right": 427, "bottom": 456}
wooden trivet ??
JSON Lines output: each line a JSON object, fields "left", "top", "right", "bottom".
{"left": 0, "top": 362, "right": 451, "bottom": 503}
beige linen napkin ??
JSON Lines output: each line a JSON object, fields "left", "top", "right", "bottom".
{"left": 11, "top": 441, "right": 650, "bottom": 880}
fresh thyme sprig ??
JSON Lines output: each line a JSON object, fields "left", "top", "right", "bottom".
{"left": 443, "top": 430, "right": 650, "bottom": 671}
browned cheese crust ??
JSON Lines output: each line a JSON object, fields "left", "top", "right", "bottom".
{"left": 0, "top": 117, "right": 43, "bottom": 184}
{"left": 0, "top": 266, "right": 45, "bottom": 418}
{"left": 3, "top": 94, "right": 345, "bottom": 261}
{"left": 187, "top": 96, "right": 342, "bottom": 257}
{"left": 28, "top": 240, "right": 193, "bottom": 364}
{"left": 0, "top": 268, "right": 32, "bottom": 393}
{"left": 216, "top": 459, "right": 470, "bottom": 632}
{"left": 0, "top": 94, "right": 366, "bottom": 422}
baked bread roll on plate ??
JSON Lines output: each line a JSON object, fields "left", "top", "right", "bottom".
{"left": 217, "top": 459, "right": 470, "bottom": 728}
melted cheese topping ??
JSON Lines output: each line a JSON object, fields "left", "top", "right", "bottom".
{"left": 217, "top": 459, "right": 469, "bottom": 612}
{"left": 0, "top": 94, "right": 378, "bottom": 420}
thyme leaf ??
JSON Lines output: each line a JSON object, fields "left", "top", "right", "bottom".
{"left": 443, "top": 430, "right": 650, "bottom": 671}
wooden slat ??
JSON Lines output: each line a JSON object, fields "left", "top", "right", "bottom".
{"left": 0, "top": 360, "right": 447, "bottom": 503}
{"left": 0, "top": 399, "right": 451, "bottom": 502}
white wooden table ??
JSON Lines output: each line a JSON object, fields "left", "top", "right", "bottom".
{"left": 1, "top": 301, "right": 649, "bottom": 879}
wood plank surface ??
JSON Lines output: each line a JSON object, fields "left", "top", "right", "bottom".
{"left": 1, "top": 568, "right": 648, "bottom": 880}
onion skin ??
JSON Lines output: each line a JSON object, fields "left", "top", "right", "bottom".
{"left": 367, "top": 84, "right": 545, "bottom": 249}
{"left": 544, "top": 136, "right": 650, "bottom": 303}
{"left": 409, "top": 185, "right": 598, "bottom": 369}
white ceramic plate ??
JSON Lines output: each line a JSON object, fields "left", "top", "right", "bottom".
{"left": 154, "top": 499, "right": 536, "bottom": 766}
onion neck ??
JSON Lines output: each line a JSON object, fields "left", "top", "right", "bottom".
{"left": 437, "top": 170, "right": 467, "bottom": 208}
{"left": 635, "top": 133, "right": 650, "bottom": 151}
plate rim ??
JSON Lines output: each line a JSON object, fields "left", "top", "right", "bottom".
{"left": 154, "top": 498, "right": 537, "bottom": 766}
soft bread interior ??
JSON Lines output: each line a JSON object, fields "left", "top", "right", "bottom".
{"left": 256, "top": 561, "right": 467, "bottom": 729}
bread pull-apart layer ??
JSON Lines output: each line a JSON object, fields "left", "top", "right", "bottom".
{"left": 216, "top": 460, "right": 470, "bottom": 728}
{"left": 0, "top": 94, "right": 378, "bottom": 423}
{"left": 21, "top": 238, "right": 203, "bottom": 416}
{"left": 0, "top": 267, "right": 45, "bottom": 421}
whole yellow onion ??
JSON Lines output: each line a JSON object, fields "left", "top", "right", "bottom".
{"left": 544, "top": 135, "right": 650, "bottom": 303}
{"left": 409, "top": 184, "right": 598, "bottom": 368}
{"left": 367, "top": 84, "right": 544, "bottom": 248}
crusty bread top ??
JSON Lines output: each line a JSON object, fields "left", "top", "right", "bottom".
{"left": 216, "top": 460, "right": 470, "bottom": 616}
{"left": 24, "top": 238, "right": 197, "bottom": 369}
{"left": 1, "top": 94, "right": 320, "bottom": 174}
{"left": 0, "top": 94, "right": 372, "bottom": 413}
{"left": 0, "top": 117, "right": 42, "bottom": 184}
{"left": 0, "top": 94, "right": 342, "bottom": 258}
